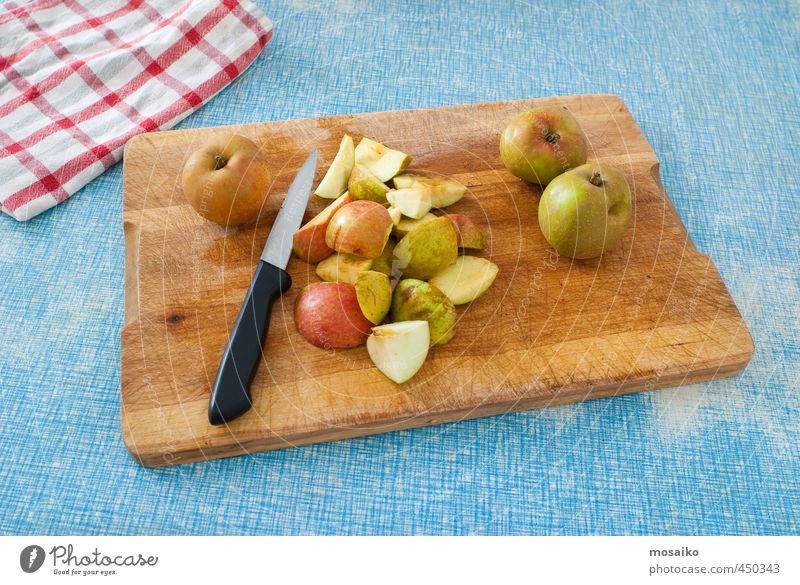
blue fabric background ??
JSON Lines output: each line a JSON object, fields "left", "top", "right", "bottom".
{"left": 1, "top": 0, "right": 798, "bottom": 535}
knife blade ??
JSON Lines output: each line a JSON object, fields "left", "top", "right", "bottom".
{"left": 208, "top": 150, "right": 318, "bottom": 425}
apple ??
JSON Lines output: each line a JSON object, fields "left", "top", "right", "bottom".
{"left": 325, "top": 200, "right": 393, "bottom": 259}
{"left": 182, "top": 134, "right": 270, "bottom": 226}
{"left": 371, "top": 238, "right": 397, "bottom": 277}
{"left": 292, "top": 191, "right": 353, "bottom": 263}
{"left": 393, "top": 174, "right": 466, "bottom": 208}
{"left": 391, "top": 279, "right": 457, "bottom": 346}
{"left": 446, "top": 213, "right": 485, "bottom": 250}
{"left": 387, "top": 206, "right": 403, "bottom": 226}
{"left": 430, "top": 256, "right": 499, "bottom": 305}
{"left": 538, "top": 163, "right": 632, "bottom": 259}
{"left": 387, "top": 186, "right": 432, "bottom": 219}
{"left": 393, "top": 216, "right": 458, "bottom": 280}
{"left": 354, "top": 138, "right": 411, "bottom": 181}
{"left": 392, "top": 212, "right": 436, "bottom": 238}
{"left": 367, "top": 321, "right": 430, "bottom": 384}
{"left": 499, "top": 106, "right": 587, "bottom": 186}
{"left": 348, "top": 164, "right": 390, "bottom": 203}
{"left": 316, "top": 252, "right": 373, "bottom": 284}
{"left": 315, "top": 135, "right": 354, "bottom": 199}
{"left": 354, "top": 270, "right": 392, "bottom": 324}
{"left": 295, "top": 282, "right": 372, "bottom": 349}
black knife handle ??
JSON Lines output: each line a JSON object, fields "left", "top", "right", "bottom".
{"left": 208, "top": 261, "right": 292, "bottom": 425}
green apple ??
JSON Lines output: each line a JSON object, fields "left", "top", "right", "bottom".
{"left": 499, "top": 106, "right": 587, "bottom": 186}
{"left": 354, "top": 138, "right": 411, "bottom": 181}
{"left": 392, "top": 212, "right": 436, "bottom": 238}
{"left": 391, "top": 279, "right": 457, "bottom": 346}
{"left": 393, "top": 216, "right": 458, "bottom": 280}
{"left": 315, "top": 135, "right": 354, "bottom": 199}
{"left": 393, "top": 174, "right": 466, "bottom": 208}
{"left": 430, "top": 256, "right": 498, "bottom": 305}
{"left": 367, "top": 321, "right": 430, "bottom": 384}
{"left": 446, "top": 213, "right": 485, "bottom": 250}
{"left": 348, "top": 164, "right": 390, "bottom": 203}
{"left": 538, "top": 163, "right": 632, "bottom": 259}
{"left": 354, "top": 270, "right": 392, "bottom": 324}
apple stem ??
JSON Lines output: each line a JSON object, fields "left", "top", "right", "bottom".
{"left": 213, "top": 155, "right": 227, "bottom": 170}
{"left": 545, "top": 132, "right": 560, "bottom": 144}
{"left": 589, "top": 171, "right": 603, "bottom": 187}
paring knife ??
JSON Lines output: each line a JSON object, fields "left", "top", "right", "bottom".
{"left": 208, "top": 151, "right": 318, "bottom": 425}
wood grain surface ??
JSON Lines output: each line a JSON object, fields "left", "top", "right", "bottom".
{"left": 121, "top": 95, "right": 754, "bottom": 467}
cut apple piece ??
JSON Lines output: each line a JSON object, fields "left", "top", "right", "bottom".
{"left": 348, "top": 164, "right": 390, "bottom": 203}
{"left": 392, "top": 212, "right": 436, "bottom": 238}
{"left": 316, "top": 253, "right": 373, "bottom": 284}
{"left": 371, "top": 239, "right": 397, "bottom": 277}
{"left": 367, "top": 321, "right": 430, "bottom": 384}
{"left": 354, "top": 138, "right": 411, "bottom": 182}
{"left": 387, "top": 187, "right": 432, "bottom": 220}
{"left": 446, "top": 213, "right": 486, "bottom": 250}
{"left": 292, "top": 191, "right": 353, "bottom": 263}
{"left": 315, "top": 135, "right": 354, "bottom": 199}
{"left": 393, "top": 174, "right": 467, "bottom": 208}
{"left": 325, "top": 200, "right": 393, "bottom": 259}
{"left": 429, "top": 256, "right": 499, "bottom": 305}
{"left": 387, "top": 206, "right": 402, "bottom": 226}
{"left": 354, "top": 270, "right": 392, "bottom": 324}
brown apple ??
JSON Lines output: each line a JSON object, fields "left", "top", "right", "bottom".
{"left": 292, "top": 191, "right": 353, "bottom": 263}
{"left": 182, "top": 134, "right": 270, "bottom": 226}
{"left": 294, "top": 282, "right": 372, "bottom": 349}
{"left": 325, "top": 200, "right": 393, "bottom": 259}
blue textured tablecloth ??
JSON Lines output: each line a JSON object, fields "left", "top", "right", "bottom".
{"left": 1, "top": 0, "right": 798, "bottom": 535}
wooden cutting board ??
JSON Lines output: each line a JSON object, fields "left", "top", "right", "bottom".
{"left": 121, "top": 95, "right": 753, "bottom": 467}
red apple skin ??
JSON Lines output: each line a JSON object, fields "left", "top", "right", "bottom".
{"left": 499, "top": 106, "right": 588, "bottom": 186}
{"left": 292, "top": 192, "right": 353, "bottom": 263}
{"left": 295, "top": 282, "right": 372, "bottom": 349}
{"left": 325, "top": 200, "right": 392, "bottom": 259}
{"left": 446, "top": 213, "right": 486, "bottom": 250}
{"left": 182, "top": 134, "right": 270, "bottom": 226}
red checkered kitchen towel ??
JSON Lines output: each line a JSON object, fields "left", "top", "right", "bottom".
{"left": 0, "top": 0, "right": 272, "bottom": 221}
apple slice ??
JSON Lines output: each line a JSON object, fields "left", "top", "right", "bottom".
{"left": 392, "top": 212, "right": 436, "bottom": 238}
{"left": 371, "top": 238, "right": 397, "bottom": 277}
{"left": 316, "top": 252, "right": 373, "bottom": 284}
{"left": 393, "top": 174, "right": 467, "bottom": 208}
{"left": 354, "top": 138, "right": 411, "bottom": 182}
{"left": 446, "top": 213, "right": 485, "bottom": 250}
{"left": 325, "top": 200, "right": 393, "bottom": 259}
{"left": 315, "top": 135, "right": 355, "bottom": 199}
{"left": 387, "top": 206, "right": 402, "bottom": 226}
{"left": 386, "top": 187, "right": 432, "bottom": 220}
{"left": 429, "top": 256, "right": 499, "bottom": 305}
{"left": 348, "top": 164, "right": 390, "bottom": 203}
{"left": 367, "top": 321, "right": 430, "bottom": 384}
{"left": 292, "top": 191, "right": 353, "bottom": 263}
{"left": 354, "top": 270, "right": 392, "bottom": 324}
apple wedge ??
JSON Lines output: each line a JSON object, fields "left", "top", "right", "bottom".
{"left": 325, "top": 200, "right": 393, "bottom": 259}
{"left": 387, "top": 187, "right": 432, "bottom": 219}
{"left": 354, "top": 138, "right": 411, "bottom": 182}
{"left": 315, "top": 135, "right": 354, "bottom": 199}
{"left": 371, "top": 238, "right": 397, "bottom": 277}
{"left": 393, "top": 174, "right": 467, "bottom": 208}
{"left": 387, "top": 206, "right": 402, "bottom": 226}
{"left": 354, "top": 270, "right": 392, "bottom": 324}
{"left": 367, "top": 321, "right": 430, "bottom": 384}
{"left": 316, "top": 252, "right": 373, "bottom": 284}
{"left": 348, "top": 164, "right": 390, "bottom": 203}
{"left": 429, "top": 256, "right": 499, "bottom": 305}
{"left": 446, "top": 213, "right": 486, "bottom": 250}
{"left": 292, "top": 191, "right": 353, "bottom": 263}
{"left": 392, "top": 212, "right": 436, "bottom": 238}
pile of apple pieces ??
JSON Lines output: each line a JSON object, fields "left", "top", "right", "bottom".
{"left": 292, "top": 135, "right": 499, "bottom": 384}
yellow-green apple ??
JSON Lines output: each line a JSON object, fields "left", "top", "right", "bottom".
{"left": 445, "top": 213, "right": 485, "bottom": 249}
{"left": 354, "top": 270, "right": 392, "bottom": 324}
{"left": 315, "top": 252, "right": 373, "bottom": 284}
{"left": 182, "top": 134, "right": 270, "bottom": 226}
{"left": 538, "top": 163, "right": 632, "bottom": 259}
{"left": 430, "top": 256, "right": 499, "bottom": 305}
{"left": 295, "top": 282, "right": 372, "bottom": 348}
{"left": 292, "top": 191, "right": 353, "bottom": 263}
{"left": 325, "top": 200, "right": 393, "bottom": 259}
{"left": 387, "top": 186, "right": 432, "bottom": 219}
{"left": 499, "top": 106, "right": 587, "bottom": 186}
{"left": 367, "top": 321, "right": 430, "bottom": 384}
{"left": 391, "top": 279, "right": 457, "bottom": 346}
{"left": 348, "top": 164, "right": 390, "bottom": 203}
{"left": 392, "top": 212, "right": 436, "bottom": 238}
{"left": 393, "top": 216, "right": 458, "bottom": 279}
{"left": 315, "top": 135, "right": 354, "bottom": 199}
{"left": 393, "top": 174, "right": 466, "bottom": 208}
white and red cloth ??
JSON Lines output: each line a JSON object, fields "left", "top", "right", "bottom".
{"left": 0, "top": 0, "right": 272, "bottom": 220}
